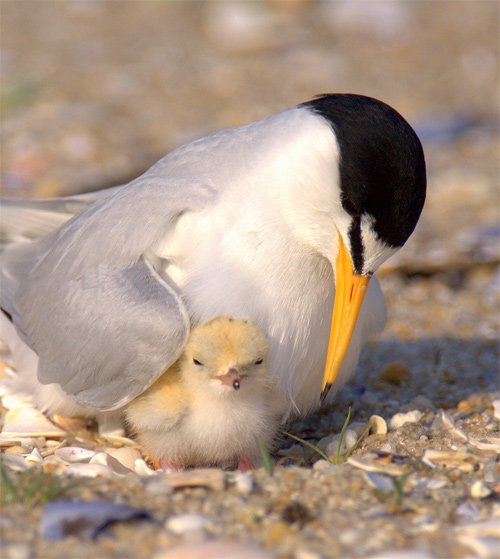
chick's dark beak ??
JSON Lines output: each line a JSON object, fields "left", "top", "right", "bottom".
{"left": 219, "top": 368, "right": 245, "bottom": 390}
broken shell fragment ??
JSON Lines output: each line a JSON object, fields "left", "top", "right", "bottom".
{"left": 470, "top": 480, "right": 492, "bottom": 499}
{"left": 389, "top": 410, "right": 423, "bottom": 430}
{"left": 467, "top": 436, "right": 500, "bottom": 453}
{"left": 134, "top": 459, "right": 156, "bottom": 476}
{"left": 89, "top": 452, "right": 133, "bottom": 475}
{"left": 54, "top": 446, "right": 96, "bottom": 464}
{"left": 438, "top": 409, "right": 468, "bottom": 441}
{"left": 64, "top": 463, "right": 115, "bottom": 478}
{"left": 422, "top": 449, "right": 477, "bottom": 472}
{"left": 348, "top": 453, "right": 406, "bottom": 476}
{"left": 1, "top": 407, "right": 66, "bottom": 438}
{"left": 362, "top": 471, "right": 394, "bottom": 492}
{"left": 367, "top": 415, "right": 388, "bottom": 435}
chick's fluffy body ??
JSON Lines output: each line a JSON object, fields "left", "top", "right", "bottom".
{"left": 125, "top": 317, "right": 279, "bottom": 468}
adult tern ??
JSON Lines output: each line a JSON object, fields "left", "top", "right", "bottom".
{"left": 0, "top": 93, "right": 426, "bottom": 418}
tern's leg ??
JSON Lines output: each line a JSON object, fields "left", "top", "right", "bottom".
{"left": 238, "top": 457, "right": 255, "bottom": 471}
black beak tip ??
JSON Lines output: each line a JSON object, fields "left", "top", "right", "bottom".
{"left": 320, "top": 384, "right": 332, "bottom": 403}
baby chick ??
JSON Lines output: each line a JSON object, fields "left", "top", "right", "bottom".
{"left": 124, "top": 317, "right": 279, "bottom": 470}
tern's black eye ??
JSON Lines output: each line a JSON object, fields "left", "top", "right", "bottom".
{"left": 254, "top": 359, "right": 263, "bottom": 365}
{"left": 193, "top": 358, "right": 204, "bottom": 366}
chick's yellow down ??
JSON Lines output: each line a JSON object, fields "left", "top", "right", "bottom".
{"left": 124, "top": 317, "right": 279, "bottom": 470}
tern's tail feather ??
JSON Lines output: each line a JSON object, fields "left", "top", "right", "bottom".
{"left": 0, "top": 188, "right": 121, "bottom": 244}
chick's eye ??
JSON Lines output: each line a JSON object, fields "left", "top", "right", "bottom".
{"left": 193, "top": 358, "right": 204, "bottom": 366}
{"left": 254, "top": 358, "right": 263, "bottom": 365}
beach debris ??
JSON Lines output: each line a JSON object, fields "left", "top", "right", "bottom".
{"left": 470, "top": 480, "right": 492, "bottom": 499}
{"left": 1, "top": 408, "right": 66, "bottom": 438}
{"left": 389, "top": 410, "right": 423, "bottom": 430}
{"left": 348, "top": 452, "right": 407, "bottom": 476}
{"left": 380, "top": 362, "right": 411, "bottom": 384}
{"left": 422, "top": 449, "right": 478, "bottom": 473}
{"left": 437, "top": 409, "right": 468, "bottom": 441}
{"left": 467, "top": 436, "right": 500, "bottom": 453}
{"left": 40, "top": 500, "right": 152, "bottom": 540}
{"left": 162, "top": 468, "right": 226, "bottom": 491}
{"left": 165, "top": 513, "right": 214, "bottom": 535}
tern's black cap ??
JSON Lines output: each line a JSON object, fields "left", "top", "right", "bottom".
{"left": 302, "top": 94, "right": 426, "bottom": 255}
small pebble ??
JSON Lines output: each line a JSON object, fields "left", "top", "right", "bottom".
{"left": 390, "top": 410, "right": 424, "bottom": 430}
{"left": 470, "top": 480, "right": 492, "bottom": 499}
{"left": 233, "top": 471, "right": 254, "bottom": 494}
{"left": 492, "top": 399, "right": 500, "bottom": 421}
{"left": 380, "top": 362, "right": 411, "bottom": 384}
{"left": 313, "top": 459, "right": 335, "bottom": 472}
{"left": 457, "top": 401, "right": 471, "bottom": 412}
{"left": 165, "top": 514, "right": 213, "bottom": 535}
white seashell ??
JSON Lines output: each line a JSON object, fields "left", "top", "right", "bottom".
{"left": 348, "top": 453, "right": 406, "bottom": 476}
{"left": 165, "top": 513, "right": 214, "bottom": 534}
{"left": 389, "top": 410, "right": 423, "bottom": 430}
{"left": 493, "top": 399, "right": 500, "bottom": 421}
{"left": 105, "top": 447, "right": 142, "bottom": 470}
{"left": 423, "top": 477, "right": 449, "bottom": 491}
{"left": 89, "top": 452, "right": 133, "bottom": 474}
{"left": 467, "top": 436, "right": 500, "bottom": 452}
{"left": 154, "top": 541, "right": 273, "bottom": 559}
{"left": 64, "top": 463, "right": 114, "bottom": 478}
{"left": 470, "top": 480, "right": 492, "bottom": 499}
{"left": 422, "top": 449, "right": 477, "bottom": 472}
{"left": 362, "top": 471, "right": 394, "bottom": 492}
{"left": 343, "top": 428, "right": 359, "bottom": 450}
{"left": 367, "top": 415, "right": 388, "bottom": 435}
{"left": 1, "top": 407, "right": 66, "bottom": 438}
{"left": 439, "top": 410, "right": 468, "bottom": 441}
{"left": 25, "top": 448, "right": 43, "bottom": 463}
{"left": 134, "top": 459, "right": 156, "bottom": 476}
{"left": 55, "top": 447, "right": 96, "bottom": 464}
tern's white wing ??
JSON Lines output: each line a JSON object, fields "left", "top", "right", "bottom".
{"left": 1, "top": 176, "right": 216, "bottom": 410}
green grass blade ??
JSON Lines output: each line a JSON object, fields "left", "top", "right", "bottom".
{"left": 335, "top": 406, "right": 353, "bottom": 464}
{"left": 259, "top": 443, "right": 274, "bottom": 477}
{"left": 283, "top": 432, "right": 332, "bottom": 463}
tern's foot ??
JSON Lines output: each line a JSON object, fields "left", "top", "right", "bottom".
{"left": 159, "top": 457, "right": 179, "bottom": 471}
{"left": 238, "top": 457, "right": 255, "bottom": 471}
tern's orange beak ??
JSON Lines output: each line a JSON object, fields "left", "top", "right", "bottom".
{"left": 321, "top": 234, "right": 370, "bottom": 401}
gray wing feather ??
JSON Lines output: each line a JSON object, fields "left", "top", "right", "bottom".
{"left": 5, "top": 175, "right": 216, "bottom": 410}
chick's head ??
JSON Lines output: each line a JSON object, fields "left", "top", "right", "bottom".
{"left": 180, "top": 317, "right": 269, "bottom": 396}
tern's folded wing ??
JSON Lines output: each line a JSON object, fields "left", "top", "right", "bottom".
{"left": 1, "top": 176, "right": 216, "bottom": 411}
